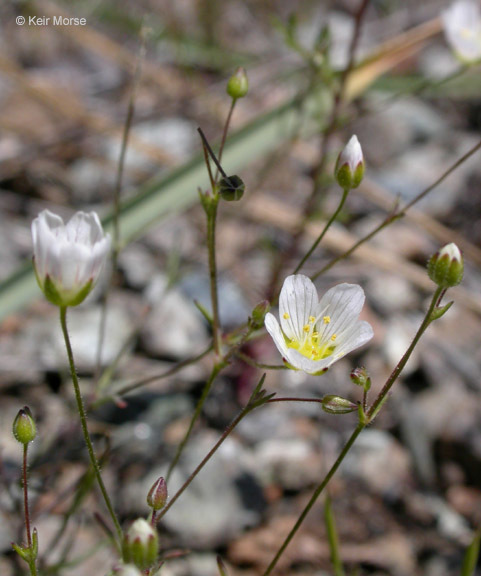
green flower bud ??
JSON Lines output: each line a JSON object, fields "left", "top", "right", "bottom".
{"left": 248, "top": 300, "right": 271, "bottom": 330}
{"left": 350, "top": 366, "right": 371, "bottom": 391}
{"left": 335, "top": 135, "right": 364, "bottom": 190}
{"left": 226, "top": 67, "right": 248, "bottom": 100}
{"left": 219, "top": 174, "right": 245, "bottom": 202}
{"left": 321, "top": 395, "right": 357, "bottom": 415}
{"left": 427, "top": 243, "right": 464, "bottom": 288}
{"left": 13, "top": 407, "right": 37, "bottom": 445}
{"left": 147, "top": 477, "right": 168, "bottom": 511}
{"left": 123, "top": 519, "right": 158, "bottom": 570}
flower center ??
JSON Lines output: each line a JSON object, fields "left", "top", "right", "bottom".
{"left": 285, "top": 314, "right": 336, "bottom": 360}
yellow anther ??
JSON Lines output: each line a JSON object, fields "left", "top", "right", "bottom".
{"left": 283, "top": 312, "right": 290, "bottom": 320}
{"left": 309, "top": 316, "right": 316, "bottom": 323}
{"left": 331, "top": 334, "right": 337, "bottom": 341}
{"left": 303, "top": 325, "right": 310, "bottom": 333}
{"left": 323, "top": 316, "right": 331, "bottom": 324}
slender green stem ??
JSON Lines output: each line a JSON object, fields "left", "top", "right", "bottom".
{"left": 22, "top": 444, "right": 32, "bottom": 549}
{"left": 262, "top": 286, "right": 447, "bottom": 575}
{"left": 262, "top": 422, "right": 364, "bottom": 576}
{"left": 367, "top": 286, "right": 443, "bottom": 420}
{"left": 293, "top": 188, "right": 349, "bottom": 274}
{"left": 59, "top": 307, "right": 123, "bottom": 545}
{"left": 158, "top": 397, "right": 251, "bottom": 522}
{"left": 324, "top": 494, "right": 345, "bottom": 576}
{"left": 236, "top": 351, "right": 288, "bottom": 370}
{"left": 207, "top": 198, "right": 221, "bottom": 357}
{"left": 166, "top": 362, "right": 223, "bottom": 482}
{"left": 311, "top": 212, "right": 402, "bottom": 280}
{"left": 215, "top": 98, "right": 236, "bottom": 184}
{"left": 22, "top": 443, "right": 38, "bottom": 575}
{"left": 266, "top": 0, "right": 369, "bottom": 300}
{"left": 93, "top": 344, "right": 213, "bottom": 409}
{"left": 95, "top": 33, "right": 145, "bottom": 382}
{"left": 312, "top": 138, "right": 481, "bottom": 281}
{"left": 267, "top": 397, "right": 323, "bottom": 405}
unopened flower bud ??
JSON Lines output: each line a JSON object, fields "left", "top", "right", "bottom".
{"left": 123, "top": 519, "right": 158, "bottom": 570}
{"left": 350, "top": 366, "right": 371, "bottom": 391}
{"left": 113, "top": 564, "right": 142, "bottom": 576}
{"left": 13, "top": 407, "right": 37, "bottom": 445}
{"left": 321, "top": 395, "right": 357, "bottom": 415}
{"left": 335, "top": 135, "right": 364, "bottom": 190}
{"left": 219, "top": 174, "right": 245, "bottom": 202}
{"left": 147, "top": 477, "right": 168, "bottom": 511}
{"left": 427, "top": 243, "right": 464, "bottom": 288}
{"left": 249, "top": 300, "right": 271, "bottom": 330}
{"left": 226, "top": 67, "right": 248, "bottom": 100}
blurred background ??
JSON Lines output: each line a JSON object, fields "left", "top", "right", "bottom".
{"left": 0, "top": 1, "right": 480, "bottom": 575}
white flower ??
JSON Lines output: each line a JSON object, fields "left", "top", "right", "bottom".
{"left": 265, "top": 275, "right": 373, "bottom": 375}
{"left": 335, "top": 135, "right": 365, "bottom": 189}
{"left": 32, "top": 210, "right": 111, "bottom": 307}
{"left": 442, "top": 0, "right": 481, "bottom": 62}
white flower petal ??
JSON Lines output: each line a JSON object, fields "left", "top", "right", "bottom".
{"left": 330, "top": 320, "right": 373, "bottom": 359}
{"left": 317, "top": 283, "right": 365, "bottom": 338}
{"left": 442, "top": 0, "right": 481, "bottom": 62}
{"left": 279, "top": 274, "right": 318, "bottom": 341}
{"left": 285, "top": 348, "right": 333, "bottom": 375}
{"left": 265, "top": 275, "right": 373, "bottom": 376}
{"left": 265, "top": 313, "right": 290, "bottom": 359}
{"left": 339, "top": 135, "right": 363, "bottom": 172}
{"left": 57, "top": 243, "right": 91, "bottom": 290}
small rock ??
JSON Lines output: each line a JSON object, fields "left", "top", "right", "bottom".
{"left": 159, "top": 432, "right": 264, "bottom": 548}
{"left": 111, "top": 394, "right": 194, "bottom": 467}
{"left": 141, "top": 280, "right": 208, "bottom": 359}
{"left": 43, "top": 303, "right": 133, "bottom": 371}
{"left": 367, "top": 274, "right": 419, "bottom": 314}
{"left": 356, "top": 97, "right": 446, "bottom": 165}
{"left": 107, "top": 118, "right": 196, "bottom": 172}
{"left": 343, "top": 429, "right": 412, "bottom": 498}
{"left": 382, "top": 314, "right": 422, "bottom": 377}
{"left": 179, "top": 272, "right": 251, "bottom": 329}
{"left": 158, "top": 553, "right": 219, "bottom": 576}
{"left": 253, "top": 438, "right": 323, "bottom": 491}
{"left": 118, "top": 243, "right": 159, "bottom": 290}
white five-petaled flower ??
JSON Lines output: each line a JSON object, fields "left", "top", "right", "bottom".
{"left": 265, "top": 275, "right": 373, "bottom": 375}
{"left": 442, "top": 0, "right": 481, "bottom": 63}
{"left": 32, "top": 210, "right": 111, "bottom": 307}
{"left": 335, "top": 135, "right": 365, "bottom": 190}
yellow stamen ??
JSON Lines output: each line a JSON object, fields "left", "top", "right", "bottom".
{"left": 309, "top": 316, "right": 316, "bottom": 323}
{"left": 283, "top": 312, "right": 290, "bottom": 319}
{"left": 303, "top": 325, "right": 310, "bottom": 333}
{"left": 331, "top": 334, "right": 337, "bottom": 341}
{"left": 323, "top": 316, "right": 331, "bottom": 324}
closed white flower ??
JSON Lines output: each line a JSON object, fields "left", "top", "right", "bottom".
{"left": 265, "top": 275, "right": 373, "bottom": 375}
{"left": 335, "top": 135, "right": 365, "bottom": 189}
{"left": 442, "top": 0, "right": 481, "bottom": 62}
{"left": 32, "top": 210, "right": 111, "bottom": 307}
